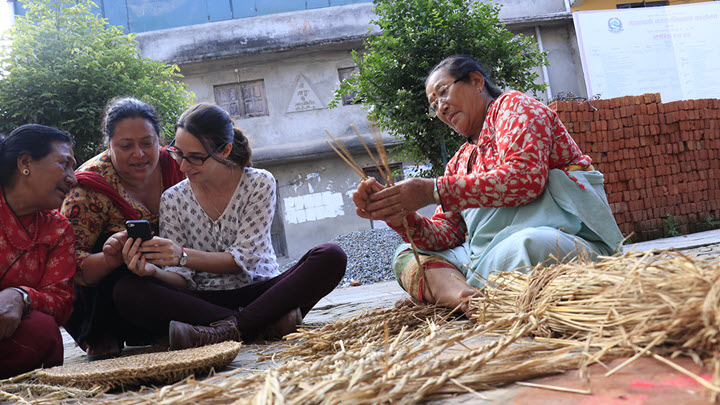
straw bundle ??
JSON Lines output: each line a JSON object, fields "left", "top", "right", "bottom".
{"left": 325, "top": 125, "right": 424, "bottom": 271}
{"left": 108, "top": 251, "right": 720, "bottom": 404}
{"left": 474, "top": 250, "right": 720, "bottom": 362}
{"left": 94, "top": 307, "right": 569, "bottom": 405}
{"left": 6, "top": 251, "right": 720, "bottom": 404}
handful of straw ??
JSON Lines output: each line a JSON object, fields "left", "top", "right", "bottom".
{"left": 324, "top": 124, "right": 423, "bottom": 271}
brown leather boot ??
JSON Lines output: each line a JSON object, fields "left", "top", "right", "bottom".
{"left": 169, "top": 316, "right": 241, "bottom": 350}
{"left": 257, "top": 308, "right": 303, "bottom": 341}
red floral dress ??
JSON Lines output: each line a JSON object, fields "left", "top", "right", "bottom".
{"left": 0, "top": 188, "right": 76, "bottom": 325}
{"left": 60, "top": 151, "right": 160, "bottom": 269}
{"left": 391, "top": 91, "right": 593, "bottom": 251}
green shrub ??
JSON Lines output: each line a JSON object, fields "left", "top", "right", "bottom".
{"left": 331, "top": 0, "right": 548, "bottom": 176}
{"left": 0, "top": 0, "right": 194, "bottom": 163}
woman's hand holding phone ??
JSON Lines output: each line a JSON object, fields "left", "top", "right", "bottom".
{"left": 138, "top": 237, "right": 182, "bottom": 267}
{"left": 123, "top": 220, "right": 184, "bottom": 272}
{"left": 126, "top": 220, "right": 153, "bottom": 242}
{"left": 122, "top": 237, "right": 158, "bottom": 277}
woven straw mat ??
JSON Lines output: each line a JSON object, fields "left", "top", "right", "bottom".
{"left": 35, "top": 341, "right": 242, "bottom": 389}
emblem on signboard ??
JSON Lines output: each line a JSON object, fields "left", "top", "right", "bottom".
{"left": 608, "top": 17, "right": 623, "bottom": 33}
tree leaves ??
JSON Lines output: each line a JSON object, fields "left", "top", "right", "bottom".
{"left": 0, "top": 0, "right": 194, "bottom": 163}
{"left": 331, "top": 0, "right": 548, "bottom": 177}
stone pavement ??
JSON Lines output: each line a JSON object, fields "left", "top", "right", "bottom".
{"left": 57, "top": 229, "right": 720, "bottom": 401}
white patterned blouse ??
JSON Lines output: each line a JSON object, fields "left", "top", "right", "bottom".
{"left": 160, "top": 167, "right": 279, "bottom": 290}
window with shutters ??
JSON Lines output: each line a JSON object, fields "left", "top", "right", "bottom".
{"left": 214, "top": 80, "right": 269, "bottom": 118}
{"left": 362, "top": 163, "right": 403, "bottom": 186}
{"left": 338, "top": 67, "right": 362, "bottom": 105}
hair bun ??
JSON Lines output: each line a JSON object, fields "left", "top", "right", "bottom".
{"left": 232, "top": 127, "right": 247, "bottom": 143}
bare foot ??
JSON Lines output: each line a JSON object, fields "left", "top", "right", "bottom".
{"left": 458, "top": 288, "right": 482, "bottom": 323}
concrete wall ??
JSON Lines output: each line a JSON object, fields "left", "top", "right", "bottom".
{"left": 572, "top": 0, "right": 711, "bottom": 12}
{"left": 522, "top": 24, "right": 588, "bottom": 101}
{"left": 493, "top": 0, "right": 570, "bottom": 17}
{"left": 135, "top": 4, "right": 378, "bottom": 68}
{"left": 182, "top": 49, "right": 377, "bottom": 164}
{"left": 132, "top": 1, "right": 588, "bottom": 263}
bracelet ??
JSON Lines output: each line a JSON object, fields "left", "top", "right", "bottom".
{"left": 178, "top": 247, "right": 188, "bottom": 266}
{"left": 432, "top": 180, "right": 441, "bottom": 205}
{"left": 9, "top": 287, "right": 31, "bottom": 315}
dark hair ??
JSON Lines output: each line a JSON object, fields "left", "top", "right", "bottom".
{"left": 101, "top": 97, "right": 161, "bottom": 145}
{"left": 175, "top": 103, "right": 252, "bottom": 168}
{"left": 426, "top": 55, "right": 503, "bottom": 99}
{"left": 0, "top": 124, "right": 75, "bottom": 187}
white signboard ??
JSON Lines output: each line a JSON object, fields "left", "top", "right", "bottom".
{"left": 573, "top": 3, "right": 720, "bottom": 102}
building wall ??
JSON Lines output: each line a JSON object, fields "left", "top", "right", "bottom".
{"left": 516, "top": 24, "right": 588, "bottom": 102}
{"left": 183, "top": 50, "right": 369, "bottom": 163}
{"left": 133, "top": 1, "right": 589, "bottom": 262}
{"left": 181, "top": 49, "right": 396, "bottom": 263}
{"left": 572, "top": 0, "right": 710, "bottom": 12}
{"left": 537, "top": 25, "right": 588, "bottom": 99}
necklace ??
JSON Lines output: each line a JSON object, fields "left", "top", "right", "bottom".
{"left": 207, "top": 198, "right": 224, "bottom": 218}
{"left": 0, "top": 197, "right": 40, "bottom": 251}
{"left": 197, "top": 186, "right": 226, "bottom": 220}
{"left": 200, "top": 168, "right": 239, "bottom": 220}
{"left": 0, "top": 211, "right": 40, "bottom": 251}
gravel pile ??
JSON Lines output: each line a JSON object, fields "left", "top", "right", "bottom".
{"left": 281, "top": 228, "right": 405, "bottom": 287}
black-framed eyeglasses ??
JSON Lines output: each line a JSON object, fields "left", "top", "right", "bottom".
{"left": 167, "top": 138, "right": 225, "bottom": 166}
{"left": 428, "top": 78, "right": 462, "bottom": 117}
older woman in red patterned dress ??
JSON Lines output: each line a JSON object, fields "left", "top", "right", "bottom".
{"left": 353, "top": 55, "right": 623, "bottom": 316}
{"left": 0, "top": 124, "right": 77, "bottom": 378}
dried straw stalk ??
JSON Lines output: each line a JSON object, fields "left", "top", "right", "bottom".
{"left": 325, "top": 126, "right": 423, "bottom": 271}
{"left": 7, "top": 251, "right": 720, "bottom": 404}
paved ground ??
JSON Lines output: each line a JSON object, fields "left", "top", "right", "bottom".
{"left": 57, "top": 229, "right": 720, "bottom": 402}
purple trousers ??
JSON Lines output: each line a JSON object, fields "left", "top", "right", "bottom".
{"left": 0, "top": 311, "right": 63, "bottom": 378}
{"left": 113, "top": 243, "right": 346, "bottom": 340}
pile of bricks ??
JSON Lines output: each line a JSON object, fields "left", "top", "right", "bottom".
{"left": 549, "top": 94, "right": 720, "bottom": 242}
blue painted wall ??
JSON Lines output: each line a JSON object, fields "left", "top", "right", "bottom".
{"left": 12, "top": 0, "right": 372, "bottom": 33}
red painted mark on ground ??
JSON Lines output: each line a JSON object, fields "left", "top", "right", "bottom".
{"left": 660, "top": 373, "right": 712, "bottom": 388}
{"left": 630, "top": 380, "right": 657, "bottom": 389}
{"left": 631, "top": 374, "right": 712, "bottom": 390}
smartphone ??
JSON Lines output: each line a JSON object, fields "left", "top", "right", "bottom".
{"left": 125, "top": 220, "right": 153, "bottom": 242}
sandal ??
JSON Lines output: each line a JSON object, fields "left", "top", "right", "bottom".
{"left": 86, "top": 336, "right": 122, "bottom": 361}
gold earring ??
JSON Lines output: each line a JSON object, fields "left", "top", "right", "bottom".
{"left": 22, "top": 169, "right": 29, "bottom": 175}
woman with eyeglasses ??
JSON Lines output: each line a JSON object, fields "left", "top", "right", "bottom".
{"left": 61, "top": 97, "right": 184, "bottom": 360}
{"left": 353, "top": 55, "right": 623, "bottom": 317}
{"left": 111, "top": 103, "right": 346, "bottom": 349}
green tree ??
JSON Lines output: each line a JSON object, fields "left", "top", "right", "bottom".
{"left": 0, "top": 0, "right": 194, "bottom": 162}
{"left": 331, "top": 0, "right": 548, "bottom": 176}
